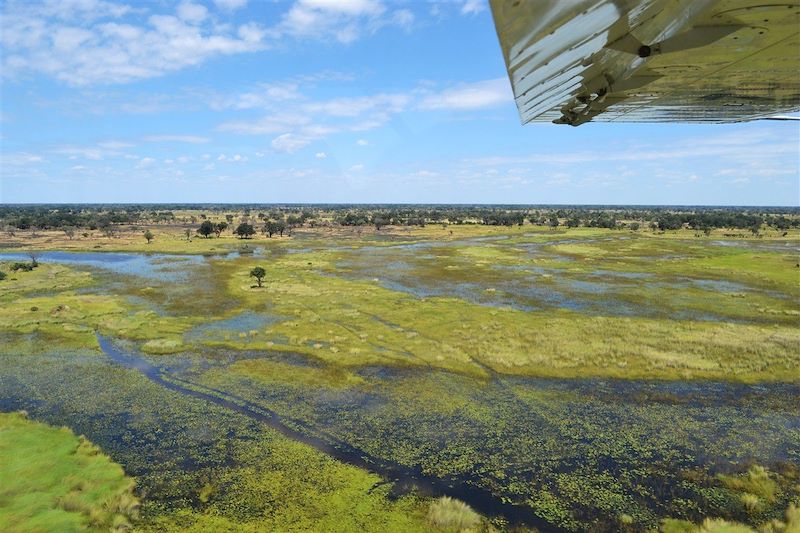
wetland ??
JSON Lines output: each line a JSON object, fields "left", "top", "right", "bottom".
{"left": 1, "top": 206, "right": 798, "bottom": 532}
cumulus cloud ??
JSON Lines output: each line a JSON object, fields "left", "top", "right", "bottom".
{"left": 315, "top": 152, "right": 327, "bottom": 159}
{"left": 420, "top": 78, "right": 512, "bottom": 110}
{"left": 136, "top": 157, "right": 155, "bottom": 168}
{"left": 356, "top": 139, "right": 368, "bottom": 146}
{"left": 176, "top": 1, "right": 208, "bottom": 24}
{"left": 1, "top": 1, "right": 267, "bottom": 86}
{"left": 461, "top": 0, "right": 486, "bottom": 15}
{"left": 276, "top": 0, "right": 411, "bottom": 44}
{"left": 271, "top": 133, "right": 312, "bottom": 153}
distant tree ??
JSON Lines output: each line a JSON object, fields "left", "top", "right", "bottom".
{"left": 214, "top": 222, "right": 228, "bottom": 237}
{"left": 373, "top": 216, "right": 390, "bottom": 230}
{"left": 750, "top": 221, "right": 761, "bottom": 236}
{"left": 225, "top": 214, "right": 234, "bottom": 224}
{"left": 234, "top": 223, "right": 256, "bottom": 239}
{"left": 143, "top": 230, "right": 154, "bottom": 244}
{"left": 264, "top": 220, "right": 286, "bottom": 237}
{"left": 548, "top": 215, "right": 560, "bottom": 229}
{"left": 629, "top": 222, "right": 640, "bottom": 231}
{"left": 63, "top": 227, "right": 76, "bottom": 240}
{"left": 184, "top": 228, "right": 192, "bottom": 241}
{"left": 197, "top": 220, "right": 215, "bottom": 238}
{"left": 250, "top": 266, "right": 266, "bottom": 287}
{"left": 0, "top": 271, "right": 6, "bottom": 281}
{"left": 565, "top": 217, "right": 581, "bottom": 228}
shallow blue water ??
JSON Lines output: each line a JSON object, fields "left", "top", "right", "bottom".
{"left": 0, "top": 251, "right": 207, "bottom": 281}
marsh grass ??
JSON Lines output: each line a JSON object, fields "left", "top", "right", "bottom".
{"left": 719, "top": 466, "right": 779, "bottom": 503}
{"left": 0, "top": 411, "right": 139, "bottom": 533}
{"left": 427, "top": 496, "right": 481, "bottom": 531}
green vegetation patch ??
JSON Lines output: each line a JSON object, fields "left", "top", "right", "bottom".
{"left": 0, "top": 411, "right": 139, "bottom": 533}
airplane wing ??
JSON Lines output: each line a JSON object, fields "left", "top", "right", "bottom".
{"left": 489, "top": 0, "right": 800, "bottom": 126}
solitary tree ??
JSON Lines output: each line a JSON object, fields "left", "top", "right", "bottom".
{"left": 250, "top": 266, "right": 266, "bottom": 287}
{"left": 0, "top": 271, "right": 6, "bottom": 281}
{"left": 214, "top": 221, "right": 228, "bottom": 237}
{"left": 143, "top": 230, "right": 154, "bottom": 244}
{"left": 234, "top": 223, "right": 256, "bottom": 239}
{"left": 63, "top": 227, "right": 76, "bottom": 240}
{"left": 184, "top": 228, "right": 192, "bottom": 241}
{"left": 197, "top": 220, "right": 215, "bottom": 238}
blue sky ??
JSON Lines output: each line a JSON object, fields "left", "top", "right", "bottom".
{"left": 1, "top": 0, "right": 798, "bottom": 205}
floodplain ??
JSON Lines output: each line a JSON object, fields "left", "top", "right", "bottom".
{"left": 1, "top": 210, "right": 798, "bottom": 532}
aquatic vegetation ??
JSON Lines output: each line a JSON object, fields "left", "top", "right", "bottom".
{"left": 0, "top": 352, "right": 435, "bottom": 533}
{"left": 0, "top": 411, "right": 139, "bottom": 533}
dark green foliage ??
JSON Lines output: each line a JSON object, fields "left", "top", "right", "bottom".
{"left": 197, "top": 220, "right": 214, "bottom": 238}
{"left": 249, "top": 266, "right": 266, "bottom": 287}
{"left": 234, "top": 223, "right": 255, "bottom": 239}
{"left": 10, "top": 262, "right": 35, "bottom": 272}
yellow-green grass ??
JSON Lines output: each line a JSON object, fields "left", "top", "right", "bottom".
{"left": 0, "top": 411, "right": 139, "bottom": 533}
{"left": 217, "top": 254, "right": 799, "bottom": 382}
{"left": 0, "top": 254, "right": 201, "bottom": 350}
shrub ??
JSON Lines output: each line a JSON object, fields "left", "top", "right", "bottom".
{"left": 427, "top": 496, "right": 480, "bottom": 530}
{"left": 0, "top": 270, "right": 6, "bottom": 281}
{"left": 10, "top": 261, "right": 34, "bottom": 272}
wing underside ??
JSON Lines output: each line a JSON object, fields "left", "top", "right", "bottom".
{"left": 490, "top": 0, "right": 800, "bottom": 125}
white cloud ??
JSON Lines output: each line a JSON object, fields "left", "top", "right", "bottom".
{"left": 211, "top": 82, "right": 301, "bottom": 110}
{"left": 356, "top": 139, "right": 368, "bottom": 146}
{"left": 97, "top": 140, "right": 134, "bottom": 149}
{"left": 461, "top": 0, "right": 486, "bottom": 15}
{"left": 420, "top": 78, "right": 512, "bottom": 110}
{"left": 176, "top": 1, "right": 208, "bottom": 24}
{"left": 1, "top": 152, "right": 44, "bottom": 165}
{"left": 276, "top": 0, "right": 410, "bottom": 44}
{"left": 349, "top": 164, "right": 364, "bottom": 171}
{"left": 271, "top": 133, "right": 311, "bottom": 153}
{"left": 2, "top": 3, "right": 267, "bottom": 85}
{"left": 392, "top": 9, "right": 414, "bottom": 29}
{"left": 315, "top": 152, "right": 327, "bottom": 159}
{"left": 144, "top": 135, "right": 210, "bottom": 143}
{"left": 217, "top": 91, "right": 409, "bottom": 144}
{"left": 136, "top": 157, "right": 156, "bottom": 168}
